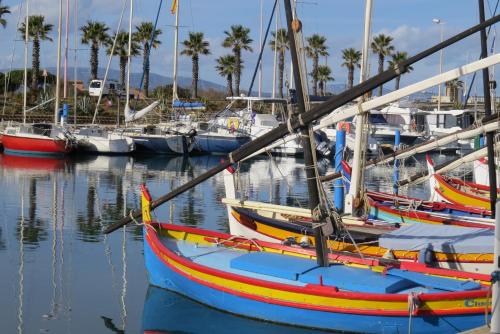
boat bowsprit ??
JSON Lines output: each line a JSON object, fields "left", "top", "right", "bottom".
{"left": 140, "top": 186, "right": 492, "bottom": 334}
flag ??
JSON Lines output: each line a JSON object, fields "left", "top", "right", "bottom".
{"left": 170, "top": 0, "right": 178, "bottom": 14}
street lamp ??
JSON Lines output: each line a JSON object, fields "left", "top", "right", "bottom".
{"left": 433, "top": 18, "right": 445, "bottom": 112}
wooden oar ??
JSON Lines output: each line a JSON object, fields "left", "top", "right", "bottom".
{"left": 104, "top": 14, "right": 500, "bottom": 234}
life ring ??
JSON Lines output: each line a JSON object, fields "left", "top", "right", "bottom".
{"left": 337, "top": 121, "right": 351, "bottom": 133}
{"left": 227, "top": 118, "right": 239, "bottom": 131}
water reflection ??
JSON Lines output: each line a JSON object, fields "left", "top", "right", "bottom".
{"left": 142, "top": 286, "right": 333, "bottom": 334}
{"left": 0, "top": 152, "right": 457, "bottom": 333}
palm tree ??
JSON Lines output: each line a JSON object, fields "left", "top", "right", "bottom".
{"left": 305, "top": 34, "right": 329, "bottom": 96}
{"left": 107, "top": 31, "right": 140, "bottom": 87}
{"left": 371, "top": 34, "right": 394, "bottom": 96}
{"left": 316, "top": 65, "right": 333, "bottom": 96}
{"left": 0, "top": 0, "right": 10, "bottom": 28}
{"left": 341, "top": 48, "right": 361, "bottom": 90}
{"left": 19, "top": 15, "right": 53, "bottom": 90}
{"left": 134, "top": 22, "right": 162, "bottom": 97}
{"left": 215, "top": 55, "right": 237, "bottom": 97}
{"left": 181, "top": 32, "right": 210, "bottom": 98}
{"left": 388, "top": 51, "right": 413, "bottom": 90}
{"left": 222, "top": 25, "right": 253, "bottom": 96}
{"left": 269, "top": 28, "right": 289, "bottom": 98}
{"left": 81, "top": 21, "right": 110, "bottom": 80}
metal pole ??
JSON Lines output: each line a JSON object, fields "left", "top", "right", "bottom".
{"left": 22, "top": 0, "right": 29, "bottom": 125}
{"left": 438, "top": 24, "right": 443, "bottom": 111}
{"left": 63, "top": 0, "right": 69, "bottom": 99}
{"left": 334, "top": 129, "right": 346, "bottom": 212}
{"left": 284, "top": 0, "right": 329, "bottom": 267}
{"left": 492, "top": 201, "right": 500, "bottom": 333}
{"left": 479, "top": 0, "right": 497, "bottom": 217}
{"left": 73, "top": 0, "right": 78, "bottom": 125}
{"left": 54, "top": 0, "right": 63, "bottom": 125}
{"left": 271, "top": 2, "right": 279, "bottom": 114}
{"left": 393, "top": 129, "right": 401, "bottom": 195}
{"left": 172, "top": 0, "right": 180, "bottom": 102}
{"left": 125, "top": 0, "right": 133, "bottom": 108}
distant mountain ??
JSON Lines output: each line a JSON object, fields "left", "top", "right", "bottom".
{"left": 2, "top": 67, "right": 227, "bottom": 92}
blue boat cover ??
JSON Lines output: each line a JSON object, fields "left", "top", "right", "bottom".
{"left": 230, "top": 252, "right": 318, "bottom": 281}
{"left": 172, "top": 100, "right": 205, "bottom": 109}
{"left": 379, "top": 224, "right": 494, "bottom": 254}
{"left": 299, "top": 266, "right": 415, "bottom": 294}
{"left": 387, "top": 269, "right": 481, "bottom": 292}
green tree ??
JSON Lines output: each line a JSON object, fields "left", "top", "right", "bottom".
{"left": 0, "top": 0, "right": 10, "bottom": 28}
{"left": 215, "top": 55, "right": 237, "bottom": 97}
{"left": 81, "top": 21, "right": 110, "bottom": 80}
{"left": 341, "top": 48, "right": 361, "bottom": 90}
{"left": 134, "top": 22, "right": 162, "bottom": 97}
{"left": 305, "top": 34, "right": 329, "bottom": 96}
{"left": 181, "top": 32, "right": 210, "bottom": 99}
{"left": 316, "top": 65, "right": 333, "bottom": 96}
{"left": 222, "top": 25, "right": 253, "bottom": 96}
{"left": 19, "top": 15, "right": 53, "bottom": 90}
{"left": 107, "top": 31, "right": 140, "bottom": 87}
{"left": 269, "top": 28, "right": 289, "bottom": 98}
{"left": 371, "top": 33, "right": 394, "bottom": 96}
{"left": 388, "top": 51, "right": 413, "bottom": 90}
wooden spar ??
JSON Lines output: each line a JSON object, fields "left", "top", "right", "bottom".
{"left": 242, "top": 53, "right": 500, "bottom": 160}
{"left": 395, "top": 142, "right": 500, "bottom": 187}
{"left": 221, "top": 198, "right": 311, "bottom": 217}
{"left": 320, "top": 113, "right": 500, "bottom": 183}
{"left": 103, "top": 13, "right": 500, "bottom": 234}
{"left": 479, "top": 0, "right": 498, "bottom": 218}
{"left": 283, "top": 0, "right": 329, "bottom": 267}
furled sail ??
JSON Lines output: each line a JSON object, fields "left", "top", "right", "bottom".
{"left": 124, "top": 101, "right": 160, "bottom": 123}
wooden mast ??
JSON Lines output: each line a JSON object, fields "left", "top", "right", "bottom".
{"left": 283, "top": 0, "right": 329, "bottom": 267}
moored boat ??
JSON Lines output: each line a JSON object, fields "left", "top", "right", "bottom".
{"left": 2, "top": 123, "right": 76, "bottom": 156}
{"left": 142, "top": 186, "right": 492, "bottom": 334}
{"left": 74, "top": 127, "right": 135, "bottom": 154}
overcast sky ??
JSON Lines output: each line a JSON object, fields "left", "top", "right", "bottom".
{"left": 0, "top": 0, "right": 498, "bottom": 94}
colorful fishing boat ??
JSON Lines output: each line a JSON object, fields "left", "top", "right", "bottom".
{"left": 141, "top": 186, "right": 492, "bottom": 334}
{"left": 427, "top": 155, "right": 500, "bottom": 210}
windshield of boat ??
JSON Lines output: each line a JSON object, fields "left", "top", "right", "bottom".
{"left": 90, "top": 81, "right": 102, "bottom": 88}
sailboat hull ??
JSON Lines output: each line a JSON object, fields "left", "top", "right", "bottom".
{"left": 2, "top": 133, "right": 71, "bottom": 156}
{"left": 194, "top": 134, "right": 251, "bottom": 154}
{"left": 132, "top": 134, "right": 190, "bottom": 154}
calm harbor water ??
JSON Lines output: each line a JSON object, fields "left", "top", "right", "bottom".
{"left": 0, "top": 152, "right": 470, "bottom": 333}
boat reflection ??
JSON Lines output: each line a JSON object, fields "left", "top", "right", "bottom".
{"left": 0, "top": 153, "right": 68, "bottom": 172}
{"left": 142, "top": 286, "right": 333, "bottom": 334}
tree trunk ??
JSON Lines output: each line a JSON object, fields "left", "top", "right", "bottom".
{"left": 278, "top": 50, "right": 284, "bottom": 98}
{"left": 31, "top": 36, "right": 40, "bottom": 90}
{"left": 319, "top": 81, "right": 324, "bottom": 96}
{"left": 348, "top": 66, "right": 354, "bottom": 90}
{"left": 312, "top": 55, "right": 318, "bottom": 96}
{"left": 90, "top": 42, "right": 99, "bottom": 80}
{"left": 192, "top": 54, "right": 199, "bottom": 99}
{"left": 234, "top": 48, "right": 241, "bottom": 96}
{"left": 226, "top": 73, "right": 233, "bottom": 96}
{"left": 143, "top": 42, "right": 150, "bottom": 97}
{"left": 119, "top": 56, "right": 126, "bottom": 88}
{"left": 395, "top": 75, "right": 401, "bottom": 90}
{"left": 377, "top": 54, "right": 384, "bottom": 96}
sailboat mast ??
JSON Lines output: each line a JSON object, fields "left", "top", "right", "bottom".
{"left": 258, "top": 0, "right": 263, "bottom": 98}
{"left": 22, "top": 0, "right": 29, "bottom": 125}
{"left": 271, "top": 2, "right": 278, "bottom": 114}
{"left": 63, "top": 0, "right": 69, "bottom": 99}
{"left": 54, "top": 0, "right": 63, "bottom": 125}
{"left": 346, "top": 0, "right": 372, "bottom": 215}
{"left": 125, "top": 0, "right": 133, "bottom": 107}
{"left": 73, "top": 0, "right": 78, "bottom": 125}
{"left": 172, "top": 0, "right": 180, "bottom": 102}
{"left": 284, "top": 0, "right": 329, "bottom": 267}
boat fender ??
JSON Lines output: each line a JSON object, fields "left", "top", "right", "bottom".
{"left": 382, "top": 249, "right": 395, "bottom": 260}
{"left": 418, "top": 243, "right": 435, "bottom": 265}
{"left": 299, "top": 235, "right": 311, "bottom": 248}
{"left": 337, "top": 121, "right": 351, "bottom": 133}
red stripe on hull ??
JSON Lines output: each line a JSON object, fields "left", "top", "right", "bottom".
{"left": 2, "top": 134, "right": 72, "bottom": 154}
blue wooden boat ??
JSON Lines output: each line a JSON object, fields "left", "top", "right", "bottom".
{"left": 141, "top": 186, "right": 492, "bottom": 334}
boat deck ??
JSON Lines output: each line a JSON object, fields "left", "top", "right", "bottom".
{"left": 161, "top": 237, "right": 482, "bottom": 295}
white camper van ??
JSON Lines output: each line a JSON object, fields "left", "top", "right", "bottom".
{"left": 89, "top": 79, "right": 123, "bottom": 97}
